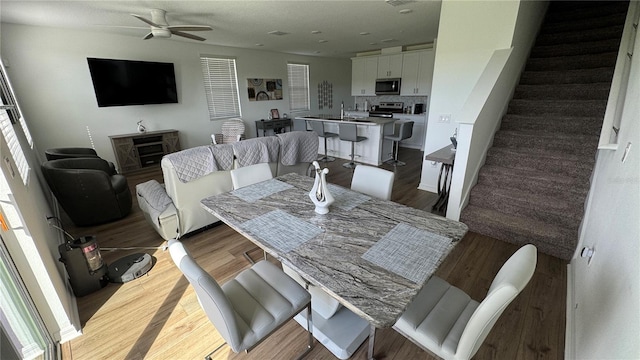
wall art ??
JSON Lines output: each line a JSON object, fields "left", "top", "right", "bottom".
{"left": 247, "top": 78, "right": 283, "bottom": 101}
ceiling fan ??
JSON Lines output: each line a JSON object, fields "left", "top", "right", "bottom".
{"left": 130, "top": 9, "right": 212, "bottom": 41}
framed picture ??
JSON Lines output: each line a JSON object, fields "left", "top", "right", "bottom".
{"left": 270, "top": 109, "right": 280, "bottom": 119}
{"left": 247, "top": 78, "right": 283, "bottom": 101}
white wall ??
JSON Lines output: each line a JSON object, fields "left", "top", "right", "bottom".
{"left": 568, "top": 24, "right": 640, "bottom": 359}
{"left": 419, "top": 0, "right": 521, "bottom": 193}
{"left": 1, "top": 24, "right": 352, "bottom": 169}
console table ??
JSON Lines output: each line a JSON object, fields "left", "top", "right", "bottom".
{"left": 109, "top": 129, "right": 180, "bottom": 173}
{"left": 425, "top": 144, "right": 455, "bottom": 213}
{"left": 255, "top": 118, "right": 292, "bottom": 137}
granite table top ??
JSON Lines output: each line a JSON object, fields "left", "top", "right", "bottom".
{"left": 201, "top": 173, "right": 468, "bottom": 328}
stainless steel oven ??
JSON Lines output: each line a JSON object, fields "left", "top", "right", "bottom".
{"left": 375, "top": 78, "right": 401, "bottom": 95}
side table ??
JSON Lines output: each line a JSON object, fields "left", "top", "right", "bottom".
{"left": 425, "top": 144, "right": 456, "bottom": 213}
{"left": 255, "top": 118, "right": 292, "bottom": 137}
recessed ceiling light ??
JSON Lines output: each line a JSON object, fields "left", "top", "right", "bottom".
{"left": 318, "top": 39, "right": 328, "bottom": 43}
{"left": 381, "top": 38, "right": 397, "bottom": 43}
{"left": 311, "top": 30, "right": 322, "bottom": 35}
{"left": 360, "top": 32, "right": 370, "bottom": 36}
{"left": 268, "top": 30, "right": 288, "bottom": 36}
{"left": 399, "top": 9, "right": 413, "bottom": 14}
{"left": 255, "top": 43, "right": 264, "bottom": 47}
{"left": 369, "top": 42, "right": 378, "bottom": 45}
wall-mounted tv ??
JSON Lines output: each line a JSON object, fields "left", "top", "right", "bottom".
{"left": 87, "top": 58, "right": 178, "bottom": 107}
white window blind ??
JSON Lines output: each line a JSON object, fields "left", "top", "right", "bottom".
{"left": 0, "top": 64, "right": 30, "bottom": 185}
{"left": 287, "top": 63, "right": 310, "bottom": 112}
{"left": 200, "top": 56, "right": 241, "bottom": 120}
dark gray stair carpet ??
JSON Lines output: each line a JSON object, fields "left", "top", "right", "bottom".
{"left": 500, "top": 114, "right": 602, "bottom": 135}
{"left": 460, "top": 1, "right": 627, "bottom": 260}
{"left": 519, "top": 68, "right": 615, "bottom": 85}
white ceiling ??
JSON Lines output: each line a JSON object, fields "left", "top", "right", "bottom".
{"left": 0, "top": 0, "right": 441, "bottom": 58}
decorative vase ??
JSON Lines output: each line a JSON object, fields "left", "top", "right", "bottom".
{"left": 137, "top": 120, "right": 146, "bottom": 133}
{"left": 309, "top": 161, "right": 334, "bottom": 214}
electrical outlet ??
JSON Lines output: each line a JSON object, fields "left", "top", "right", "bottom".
{"left": 439, "top": 114, "right": 451, "bottom": 123}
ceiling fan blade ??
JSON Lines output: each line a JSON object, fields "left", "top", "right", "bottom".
{"left": 143, "top": 32, "right": 154, "bottom": 40}
{"left": 171, "top": 31, "right": 206, "bottom": 41}
{"left": 131, "top": 14, "right": 161, "bottom": 28}
{"left": 167, "top": 25, "right": 213, "bottom": 32}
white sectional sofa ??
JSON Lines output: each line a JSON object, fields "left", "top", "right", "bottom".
{"left": 137, "top": 131, "right": 317, "bottom": 240}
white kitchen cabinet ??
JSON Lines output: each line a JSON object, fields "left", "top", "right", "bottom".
{"left": 351, "top": 57, "right": 378, "bottom": 96}
{"left": 377, "top": 54, "right": 403, "bottom": 78}
{"left": 400, "top": 50, "right": 435, "bottom": 96}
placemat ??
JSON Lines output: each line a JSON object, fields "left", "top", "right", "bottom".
{"left": 231, "top": 179, "right": 293, "bottom": 203}
{"left": 242, "top": 209, "right": 323, "bottom": 253}
{"left": 327, "top": 184, "right": 371, "bottom": 211}
{"left": 362, "top": 223, "right": 453, "bottom": 283}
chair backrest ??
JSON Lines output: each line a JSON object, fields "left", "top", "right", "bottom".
{"left": 230, "top": 162, "right": 274, "bottom": 189}
{"left": 338, "top": 123, "right": 358, "bottom": 142}
{"left": 455, "top": 244, "right": 537, "bottom": 359}
{"left": 399, "top": 121, "right": 414, "bottom": 141}
{"left": 45, "top": 147, "right": 98, "bottom": 161}
{"left": 351, "top": 165, "right": 395, "bottom": 201}
{"left": 167, "top": 240, "right": 243, "bottom": 351}
{"left": 221, "top": 119, "right": 245, "bottom": 144}
{"left": 308, "top": 120, "right": 327, "bottom": 137}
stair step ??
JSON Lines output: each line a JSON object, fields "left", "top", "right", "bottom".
{"left": 526, "top": 51, "right": 619, "bottom": 71}
{"left": 520, "top": 67, "right": 615, "bottom": 85}
{"left": 485, "top": 147, "right": 595, "bottom": 179}
{"left": 467, "top": 183, "right": 583, "bottom": 230}
{"left": 507, "top": 99, "right": 607, "bottom": 117}
{"left": 460, "top": 205, "right": 577, "bottom": 260}
{"left": 544, "top": 1, "right": 629, "bottom": 23}
{"left": 493, "top": 129, "right": 599, "bottom": 156}
{"left": 477, "top": 165, "right": 591, "bottom": 198}
{"left": 530, "top": 38, "right": 622, "bottom": 58}
{"left": 541, "top": 11, "right": 628, "bottom": 34}
{"left": 536, "top": 25, "right": 624, "bottom": 46}
{"left": 501, "top": 114, "right": 602, "bottom": 135}
{"left": 513, "top": 83, "right": 611, "bottom": 100}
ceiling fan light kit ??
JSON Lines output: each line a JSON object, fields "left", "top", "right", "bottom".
{"left": 131, "top": 8, "right": 212, "bottom": 41}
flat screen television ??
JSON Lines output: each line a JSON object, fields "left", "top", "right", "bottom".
{"left": 87, "top": 58, "right": 178, "bottom": 107}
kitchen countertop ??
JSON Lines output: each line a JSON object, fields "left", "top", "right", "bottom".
{"left": 296, "top": 115, "right": 396, "bottom": 125}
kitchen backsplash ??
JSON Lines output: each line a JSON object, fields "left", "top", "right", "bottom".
{"left": 351, "top": 96, "right": 428, "bottom": 112}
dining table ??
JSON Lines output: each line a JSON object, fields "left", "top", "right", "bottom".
{"left": 200, "top": 172, "right": 468, "bottom": 359}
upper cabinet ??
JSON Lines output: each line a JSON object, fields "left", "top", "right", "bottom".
{"left": 377, "top": 54, "right": 403, "bottom": 79}
{"left": 351, "top": 57, "right": 378, "bottom": 96}
{"left": 400, "top": 50, "right": 435, "bottom": 96}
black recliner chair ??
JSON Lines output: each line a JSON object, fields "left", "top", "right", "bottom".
{"left": 41, "top": 158, "right": 132, "bottom": 226}
{"left": 45, "top": 147, "right": 117, "bottom": 175}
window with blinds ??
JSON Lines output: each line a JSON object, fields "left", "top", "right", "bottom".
{"left": 0, "top": 64, "right": 30, "bottom": 185}
{"left": 287, "top": 63, "right": 310, "bottom": 112}
{"left": 200, "top": 56, "right": 242, "bottom": 120}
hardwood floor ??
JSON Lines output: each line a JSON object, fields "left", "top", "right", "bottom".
{"left": 62, "top": 148, "right": 566, "bottom": 360}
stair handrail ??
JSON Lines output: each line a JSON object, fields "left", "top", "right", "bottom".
{"left": 599, "top": 1, "right": 640, "bottom": 149}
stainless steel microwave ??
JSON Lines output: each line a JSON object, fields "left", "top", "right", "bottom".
{"left": 375, "top": 78, "right": 401, "bottom": 95}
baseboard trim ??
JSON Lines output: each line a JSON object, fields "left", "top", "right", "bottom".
{"left": 565, "top": 262, "right": 575, "bottom": 360}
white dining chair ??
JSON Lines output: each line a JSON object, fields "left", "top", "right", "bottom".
{"left": 168, "top": 239, "right": 313, "bottom": 360}
{"left": 230, "top": 162, "right": 273, "bottom": 190}
{"left": 230, "top": 162, "right": 274, "bottom": 263}
{"left": 393, "top": 244, "right": 537, "bottom": 360}
{"left": 351, "top": 165, "right": 395, "bottom": 201}
{"left": 211, "top": 118, "right": 245, "bottom": 145}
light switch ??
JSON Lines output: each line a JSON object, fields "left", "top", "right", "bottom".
{"left": 439, "top": 114, "right": 451, "bottom": 123}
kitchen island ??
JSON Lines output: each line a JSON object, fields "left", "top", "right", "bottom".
{"left": 295, "top": 115, "right": 396, "bottom": 165}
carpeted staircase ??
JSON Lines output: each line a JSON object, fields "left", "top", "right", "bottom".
{"left": 460, "top": 1, "right": 629, "bottom": 261}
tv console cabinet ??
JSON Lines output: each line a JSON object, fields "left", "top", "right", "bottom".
{"left": 109, "top": 129, "right": 180, "bottom": 173}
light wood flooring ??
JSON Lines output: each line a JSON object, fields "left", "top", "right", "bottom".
{"left": 61, "top": 148, "right": 566, "bottom": 360}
